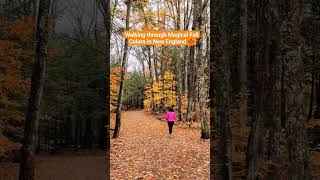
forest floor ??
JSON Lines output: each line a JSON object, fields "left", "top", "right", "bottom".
{"left": 0, "top": 150, "right": 106, "bottom": 180}
{"left": 110, "top": 110, "right": 210, "bottom": 180}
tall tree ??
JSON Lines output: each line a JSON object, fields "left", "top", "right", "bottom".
{"left": 210, "top": 0, "right": 215, "bottom": 177}
{"left": 96, "top": 0, "right": 110, "bottom": 151}
{"left": 147, "top": 46, "right": 155, "bottom": 113}
{"left": 171, "top": 0, "right": 183, "bottom": 121}
{"left": 246, "top": 1, "right": 270, "bottom": 179}
{"left": 246, "top": 0, "right": 282, "bottom": 179}
{"left": 239, "top": 0, "right": 248, "bottom": 133}
{"left": 19, "top": 0, "right": 52, "bottom": 179}
{"left": 113, "top": 0, "right": 132, "bottom": 139}
{"left": 186, "top": 0, "right": 198, "bottom": 122}
{"left": 195, "top": 0, "right": 209, "bottom": 139}
{"left": 266, "top": 0, "right": 281, "bottom": 178}
{"left": 137, "top": 1, "right": 155, "bottom": 113}
{"left": 96, "top": 0, "right": 111, "bottom": 178}
{"left": 212, "top": 0, "right": 233, "bottom": 178}
{"left": 307, "top": 59, "right": 315, "bottom": 121}
{"left": 281, "top": 0, "right": 311, "bottom": 179}
{"left": 315, "top": 77, "right": 320, "bottom": 118}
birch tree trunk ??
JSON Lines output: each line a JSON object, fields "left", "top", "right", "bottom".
{"left": 19, "top": 0, "right": 51, "bottom": 179}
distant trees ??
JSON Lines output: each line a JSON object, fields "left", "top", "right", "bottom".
{"left": 0, "top": 0, "right": 113, "bottom": 155}
{"left": 122, "top": 70, "right": 145, "bottom": 110}
{"left": 0, "top": 0, "right": 112, "bottom": 178}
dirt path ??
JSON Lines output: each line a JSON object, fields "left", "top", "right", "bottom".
{"left": 0, "top": 150, "right": 106, "bottom": 180}
{"left": 110, "top": 110, "right": 210, "bottom": 180}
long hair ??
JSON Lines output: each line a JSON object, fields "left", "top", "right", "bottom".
{"left": 168, "top": 107, "right": 174, "bottom": 112}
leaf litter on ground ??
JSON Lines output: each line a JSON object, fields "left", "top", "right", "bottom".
{"left": 110, "top": 111, "right": 210, "bottom": 180}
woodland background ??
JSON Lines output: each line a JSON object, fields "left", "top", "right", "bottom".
{"left": 0, "top": 0, "right": 319, "bottom": 180}
{"left": 211, "top": 0, "right": 320, "bottom": 179}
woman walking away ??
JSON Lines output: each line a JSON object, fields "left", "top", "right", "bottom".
{"left": 166, "top": 106, "right": 176, "bottom": 136}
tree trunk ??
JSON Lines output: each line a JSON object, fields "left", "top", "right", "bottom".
{"left": 266, "top": 1, "right": 281, "bottom": 179}
{"left": 246, "top": 0, "right": 270, "bottom": 179}
{"left": 19, "top": 0, "right": 51, "bottom": 179}
{"left": 246, "top": 0, "right": 282, "bottom": 179}
{"left": 315, "top": 74, "right": 320, "bottom": 118}
{"left": 209, "top": 0, "right": 215, "bottom": 177}
{"left": 96, "top": 0, "right": 111, "bottom": 150}
{"left": 183, "top": 46, "right": 188, "bottom": 95}
{"left": 141, "top": 60, "right": 147, "bottom": 84}
{"left": 308, "top": 59, "right": 314, "bottom": 121}
{"left": 199, "top": 58, "right": 209, "bottom": 139}
{"left": 175, "top": 50, "right": 183, "bottom": 121}
{"left": 101, "top": 0, "right": 111, "bottom": 178}
{"left": 281, "top": 0, "right": 311, "bottom": 179}
{"left": 113, "top": 0, "right": 132, "bottom": 139}
{"left": 239, "top": 0, "right": 248, "bottom": 133}
{"left": 186, "top": 0, "right": 197, "bottom": 122}
{"left": 281, "top": 58, "right": 286, "bottom": 128}
{"left": 195, "top": 0, "right": 209, "bottom": 139}
{"left": 153, "top": 47, "right": 159, "bottom": 82}
{"left": 212, "top": 0, "right": 233, "bottom": 178}
{"left": 147, "top": 46, "right": 155, "bottom": 112}
{"left": 175, "top": 0, "right": 183, "bottom": 122}
{"left": 160, "top": 47, "right": 165, "bottom": 111}
{"left": 183, "top": 0, "right": 189, "bottom": 95}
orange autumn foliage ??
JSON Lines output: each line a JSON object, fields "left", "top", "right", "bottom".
{"left": 9, "top": 17, "right": 35, "bottom": 44}
{"left": 48, "top": 48, "right": 59, "bottom": 60}
{"left": 110, "top": 67, "right": 122, "bottom": 111}
{"left": 0, "top": 17, "right": 35, "bottom": 157}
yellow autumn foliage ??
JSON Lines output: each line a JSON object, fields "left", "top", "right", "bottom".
{"left": 144, "top": 70, "right": 177, "bottom": 111}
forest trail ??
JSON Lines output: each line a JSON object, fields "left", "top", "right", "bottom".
{"left": 0, "top": 151, "right": 106, "bottom": 180}
{"left": 110, "top": 111, "right": 210, "bottom": 180}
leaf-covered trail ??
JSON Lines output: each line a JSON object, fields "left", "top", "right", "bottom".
{"left": 111, "top": 111, "right": 210, "bottom": 179}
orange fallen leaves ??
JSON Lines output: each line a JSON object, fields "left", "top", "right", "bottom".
{"left": 110, "top": 111, "right": 209, "bottom": 179}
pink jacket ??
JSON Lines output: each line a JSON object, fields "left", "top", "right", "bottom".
{"left": 166, "top": 112, "right": 176, "bottom": 122}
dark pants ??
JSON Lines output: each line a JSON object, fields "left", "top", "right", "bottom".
{"left": 168, "top": 122, "right": 174, "bottom": 134}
